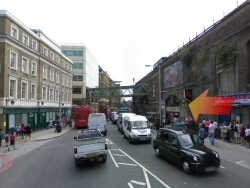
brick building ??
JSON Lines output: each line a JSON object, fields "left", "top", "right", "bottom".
{"left": 136, "top": 1, "right": 250, "bottom": 125}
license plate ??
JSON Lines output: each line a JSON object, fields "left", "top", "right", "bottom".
{"left": 86, "top": 153, "right": 97, "bottom": 157}
{"left": 140, "top": 137, "right": 146, "bottom": 141}
{"left": 205, "top": 166, "right": 216, "bottom": 172}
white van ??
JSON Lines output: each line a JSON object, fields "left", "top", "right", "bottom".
{"left": 88, "top": 113, "right": 107, "bottom": 135}
{"left": 117, "top": 113, "right": 135, "bottom": 134}
{"left": 123, "top": 115, "right": 152, "bottom": 144}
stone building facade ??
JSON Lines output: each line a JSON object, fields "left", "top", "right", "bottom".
{"left": 0, "top": 11, "right": 73, "bottom": 133}
{"left": 136, "top": 1, "right": 250, "bottom": 125}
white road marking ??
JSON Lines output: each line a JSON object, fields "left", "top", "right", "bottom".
{"left": 119, "top": 148, "right": 171, "bottom": 188}
{"left": 143, "top": 168, "right": 151, "bottom": 188}
{"left": 128, "top": 180, "right": 146, "bottom": 188}
{"left": 236, "top": 160, "right": 250, "bottom": 168}
{"left": 118, "top": 163, "right": 137, "bottom": 166}
{"left": 110, "top": 149, "right": 119, "bottom": 151}
{"left": 106, "top": 139, "right": 113, "bottom": 144}
{"left": 130, "top": 180, "right": 146, "bottom": 186}
{"left": 113, "top": 154, "right": 127, "bottom": 157}
{"left": 108, "top": 149, "right": 119, "bottom": 168}
{"left": 220, "top": 166, "right": 225, "bottom": 169}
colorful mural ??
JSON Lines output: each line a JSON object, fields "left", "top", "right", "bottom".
{"left": 163, "top": 60, "right": 183, "bottom": 89}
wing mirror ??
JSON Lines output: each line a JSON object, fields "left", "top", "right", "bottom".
{"left": 74, "top": 136, "right": 76, "bottom": 139}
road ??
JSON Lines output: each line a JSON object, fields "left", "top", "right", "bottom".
{"left": 0, "top": 121, "right": 249, "bottom": 188}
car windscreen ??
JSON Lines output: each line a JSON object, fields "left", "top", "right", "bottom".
{"left": 131, "top": 121, "right": 149, "bottom": 129}
{"left": 77, "top": 131, "right": 102, "bottom": 139}
{"left": 178, "top": 133, "right": 203, "bottom": 147}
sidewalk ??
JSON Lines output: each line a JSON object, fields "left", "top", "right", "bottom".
{"left": 151, "top": 129, "right": 250, "bottom": 169}
{"left": 0, "top": 126, "right": 73, "bottom": 160}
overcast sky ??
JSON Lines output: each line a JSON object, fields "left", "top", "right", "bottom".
{"left": 1, "top": 0, "right": 246, "bottom": 86}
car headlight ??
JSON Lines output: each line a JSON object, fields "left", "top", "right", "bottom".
{"left": 148, "top": 134, "right": 152, "bottom": 137}
{"left": 213, "top": 151, "right": 219, "bottom": 158}
{"left": 131, "top": 134, "right": 138, "bottom": 138}
{"left": 193, "top": 155, "right": 199, "bottom": 162}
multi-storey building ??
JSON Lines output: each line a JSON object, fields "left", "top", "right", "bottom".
{"left": 0, "top": 11, "right": 73, "bottom": 133}
{"left": 61, "top": 45, "right": 99, "bottom": 107}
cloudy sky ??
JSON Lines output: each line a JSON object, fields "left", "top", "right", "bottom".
{"left": 1, "top": 0, "right": 245, "bottom": 86}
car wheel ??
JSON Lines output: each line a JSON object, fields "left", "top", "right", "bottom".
{"left": 124, "top": 134, "right": 126, "bottom": 139}
{"left": 129, "top": 137, "right": 133, "bottom": 144}
{"left": 155, "top": 147, "right": 161, "bottom": 158}
{"left": 102, "top": 156, "right": 107, "bottom": 163}
{"left": 75, "top": 159, "right": 80, "bottom": 167}
{"left": 182, "top": 160, "right": 192, "bottom": 174}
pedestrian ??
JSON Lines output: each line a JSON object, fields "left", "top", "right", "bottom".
{"left": 21, "top": 124, "right": 26, "bottom": 139}
{"left": 15, "top": 124, "right": 21, "bottom": 139}
{"left": 198, "top": 123, "right": 205, "bottom": 144}
{"left": 245, "top": 125, "right": 250, "bottom": 149}
{"left": 25, "top": 124, "right": 32, "bottom": 141}
{"left": 8, "top": 132, "right": 16, "bottom": 151}
{"left": 220, "top": 121, "right": 228, "bottom": 142}
{"left": 240, "top": 124, "right": 246, "bottom": 146}
{"left": 5, "top": 133, "right": 9, "bottom": 147}
{"left": 213, "top": 120, "right": 218, "bottom": 138}
{"left": 204, "top": 119, "right": 210, "bottom": 133}
{"left": 234, "top": 121, "right": 240, "bottom": 144}
{"left": 208, "top": 121, "right": 215, "bottom": 146}
{"left": 0, "top": 129, "right": 4, "bottom": 147}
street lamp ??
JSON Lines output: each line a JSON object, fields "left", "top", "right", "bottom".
{"left": 145, "top": 63, "right": 162, "bottom": 126}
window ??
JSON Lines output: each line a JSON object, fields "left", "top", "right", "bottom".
{"left": 69, "top": 78, "right": 72, "bottom": 87}
{"left": 31, "top": 62, "right": 37, "bottom": 76}
{"left": 65, "top": 76, "right": 68, "bottom": 86}
{"left": 42, "top": 86, "right": 47, "bottom": 100}
{"left": 61, "top": 91, "right": 64, "bottom": 102}
{"left": 62, "top": 50, "right": 83, "bottom": 56}
{"left": 56, "top": 56, "right": 59, "bottom": 63}
{"left": 62, "top": 74, "right": 64, "bottom": 85}
{"left": 153, "top": 85, "right": 155, "bottom": 97}
{"left": 73, "top": 62, "right": 83, "bottom": 69}
{"left": 32, "top": 40, "right": 37, "bottom": 51}
{"left": 68, "top": 93, "right": 72, "bottom": 102}
{"left": 31, "top": 83, "right": 36, "bottom": 100}
{"left": 10, "top": 52, "right": 18, "bottom": 70}
{"left": 49, "top": 88, "right": 54, "bottom": 101}
{"left": 66, "top": 63, "right": 69, "bottom": 70}
{"left": 62, "top": 61, "right": 65, "bottom": 67}
{"left": 73, "top": 75, "right": 83, "bottom": 81}
{"left": 64, "top": 92, "right": 68, "bottom": 102}
{"left": 69, "top": 65, "right": 72, "bottom": 71}
{"left": 22, "top": 57, "right": 29, "bottom": 74}
{"left": 56, "top": 72, "right": 59, "bottom": 83}
{"left": 55, "top": 89, "right": 59, "bottom": 102}
{"left": 21, "top": 81, "right": 28, "bottom": 99}
{"left": 43, "top": 66, "right": 48, "bottom": 79}
{"left": 73, "top": 88, "right": 81, "bottom": 94}
{"left": 50, "top": 52, "right": 54, "bottom": 60}
{"left": 9, "top": 77, "right": 17, "bottom": 98}
{"left": 50, "top": 69, "right": 54, "bottom": 82}
{"left": 22, "top": 34, "right": 29, "bottom": 46}
{"left": 218, "top": 67, "right": 235, "bottom": 95}
{"left": 43, "top": 47, "right": 48, "bottom": 56}
{"left": 11, "top": 26, "right": 18, "bottom": 40}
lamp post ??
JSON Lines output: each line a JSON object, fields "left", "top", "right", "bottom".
{"left": 145, "top": 63, "right": 162, "bottom": 126}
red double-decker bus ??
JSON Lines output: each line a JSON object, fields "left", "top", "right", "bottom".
{"left": 73, "top": 106, "right": 92, "bottom": 129}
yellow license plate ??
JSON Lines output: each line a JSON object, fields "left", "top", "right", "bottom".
{"left": 86, "top": 153, "right": 97, "bottom": 157}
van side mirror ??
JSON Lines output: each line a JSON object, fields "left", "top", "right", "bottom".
{"left": 74, "top": 136, "right": 76, "bottom": 139}
{"left": 127, "top": 126, "right": 130, "bottom": 130}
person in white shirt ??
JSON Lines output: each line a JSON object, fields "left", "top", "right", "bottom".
{"left": 213, "top": 120, "right": 218, "bottom": 138}
{"left": 208, "top": 121, "right": 215, "bottom": 146}
{"left": 245, "top": 125, "right": 250, "bottom": 149}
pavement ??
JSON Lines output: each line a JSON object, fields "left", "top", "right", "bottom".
{"left": 0, "top": 125, "right": 73, "bottom": 172}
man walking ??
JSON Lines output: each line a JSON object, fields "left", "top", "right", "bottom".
{"left": 208, "top": 121, "right": 215, "bottom": 146}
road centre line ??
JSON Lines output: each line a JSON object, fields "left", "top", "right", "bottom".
{"left": 119, "top": 148, "right": 171, "bottom": 188}
{"left": 130, "top": 180, "right": 146, "bottom": 186}
{"left": 113, "top": 154, "right": 127, "bottom": 157}
{"left": 110, "top": 149, "right": 119, "bottom": 151}
{"left": 118, "top": 163, "right": 137, "bottom": 166}
{"left": 106, "top": 139, "right": 113, "bottom": 144}
{"left": 108, "top": 149, "right": 119, "bottom": 168}
{"left": 220, "top": 166, "right": 225, "bottom": 169}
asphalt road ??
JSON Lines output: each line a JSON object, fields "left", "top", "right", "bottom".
{"left": 0, "top": 121, "right": 249, "bottom": 188}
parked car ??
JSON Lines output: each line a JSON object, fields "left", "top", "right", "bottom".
{"left": 153, "top": 128, "right": 220, "bottom": 174}
{"left": 172, "top": 123, "right": 187, "bottom": 129}
{"left": 74, "top": 129, "right": 108, "bottom": 167}
{"left": 112, "top": 114, "right": 119, "bottom": 124}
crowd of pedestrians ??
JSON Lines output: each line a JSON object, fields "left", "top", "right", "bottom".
{"left": 198, "top": 118, "right": 250, "bottom": 148}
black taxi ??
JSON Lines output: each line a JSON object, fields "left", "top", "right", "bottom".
{"left": 153, "top": 128, "right": 220, "bottom": 174}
